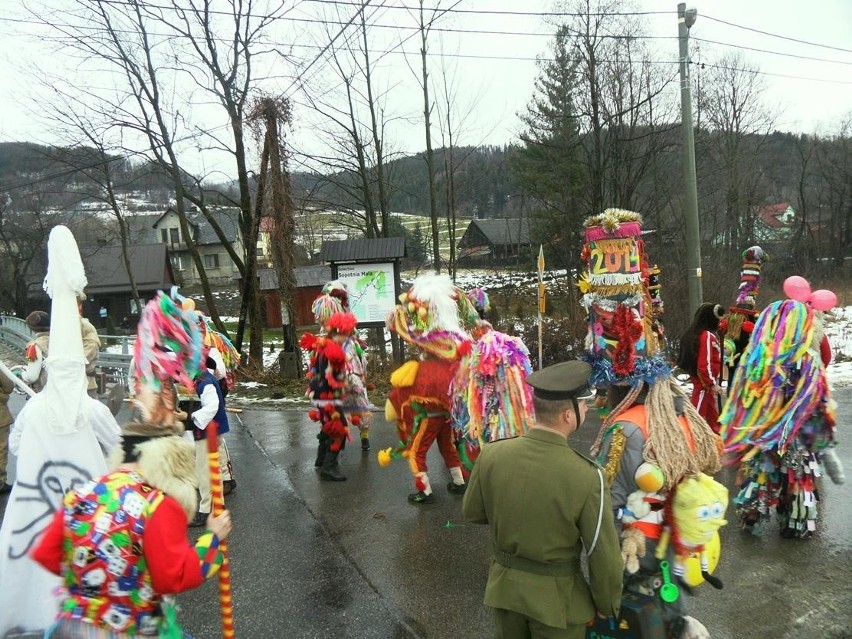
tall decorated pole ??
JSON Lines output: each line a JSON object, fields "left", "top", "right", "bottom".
{"left": 537, "top": 245, "right": 545, "bottom": 370}
{"left": 206, "top": 421, "right": 234, "bottom": 638}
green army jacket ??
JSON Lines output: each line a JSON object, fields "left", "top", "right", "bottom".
{"left": 462, "top": 427, "right": 623, "bottom": 629}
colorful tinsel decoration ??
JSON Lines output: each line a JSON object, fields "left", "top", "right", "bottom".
{"left": 133, "top": 293, "right": 203, "bottom": 394}
{"left": 719, "top": 299, "right": 827, "bottom": 459}
{"left": 450, "top": 331, "right": 535, "bottom": 470}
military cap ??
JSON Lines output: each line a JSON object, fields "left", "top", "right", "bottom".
{"left": 526, "top": 360, "right": 595, "bottom": 401}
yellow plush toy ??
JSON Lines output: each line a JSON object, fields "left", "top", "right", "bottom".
{"left": 655, "top": 473, "right": 728, "bottom": 589}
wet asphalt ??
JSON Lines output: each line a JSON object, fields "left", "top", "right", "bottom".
{"left": 3, "top": 393, "right": 852, "bottom": 638}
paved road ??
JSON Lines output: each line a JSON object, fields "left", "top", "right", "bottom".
{"left": 3, "top": 372, "right": 852, "bottom": 638}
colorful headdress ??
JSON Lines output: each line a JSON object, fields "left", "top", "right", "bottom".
{"left": 312, "top": 280, "right": 350, "bottom": 328}
{"left": 467, "top": 288, "right": 491, "bottom": 317}
{"left": 451, "top": 330, "right": 535, "bottom": 471}
{"left": 387, "top": 274, "right": 471, "bottom": 360}
{"left": 193, "top": 311, "right": 240, "bottom": 372}
{"left": 724, "top": 246, "right": 766, "bottom": 343}
{"left": 579, "top": 209, "right": 669, "bottom": 387}
{"left": 132, "top": 293, "right": 203, "bottom": 427}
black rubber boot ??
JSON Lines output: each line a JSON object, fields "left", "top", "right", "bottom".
{"left": 320, "top": 452, "right": 346, "bottom": 481}
{"left": 314, "top": 439, "right": 328, "bottom": 467}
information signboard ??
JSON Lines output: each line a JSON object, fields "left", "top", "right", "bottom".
{"left": 335, "top": 262, "right": 397, "bottom": 324}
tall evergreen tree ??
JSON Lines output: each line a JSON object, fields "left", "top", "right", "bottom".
{"left": 513, "top": 27, "right": 587, "bottom": 268}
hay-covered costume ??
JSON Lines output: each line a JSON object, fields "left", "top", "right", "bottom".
{"left": 312, "top": 281, "right": 374, "bottom": 451}
{"left": 0, "top": 227, "right": 121, "bottom": 638}
{"left": 302, "top": 312, "right": 361, "bottom": 482}
{"left": 582, "top": 210, "right": 723, "bottom": 639}
{"left": 381, "top": 274, "right": 472, "bottom": 504}
{"left": 720, "top": 279, "right": 841, "bottom": 538}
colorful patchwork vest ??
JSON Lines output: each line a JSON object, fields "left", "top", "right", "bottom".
{"left": 58, "top": 471, "right": 166, "bottom": 636}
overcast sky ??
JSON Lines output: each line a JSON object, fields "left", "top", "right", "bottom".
{"left": 0, "top": 0, "right": 850, "bottom": 180}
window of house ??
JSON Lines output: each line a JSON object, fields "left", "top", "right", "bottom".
{"left": 169, "top": 227, "right": 180, "bottom": 244}
{"left": 160, "top": 229, "right": 168, "bottom": 243}
{"left": 256, "top": 245, "right": 264, "bottom": 256}
{"left": 171, "top": 255, "right": 185, "bottom": 271}
{"left": 204, "top": 253, "right": 220, "bottom": 269}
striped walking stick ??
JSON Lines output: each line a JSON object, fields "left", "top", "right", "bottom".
{"left": 206, "top": 421, "right": 235, "bottom": 638}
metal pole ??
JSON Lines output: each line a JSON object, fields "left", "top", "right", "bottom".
{"left": 678, "top": 3, "right": 703, "bottom": 315}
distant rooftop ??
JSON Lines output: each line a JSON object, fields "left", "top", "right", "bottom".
{"left": 318, "top": 237, "right": 406, "bottom": 263}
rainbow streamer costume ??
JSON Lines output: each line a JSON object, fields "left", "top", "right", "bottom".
{"left": 720, "top": 298, "right": 838, "bottom": 538}
{"left": 450, "top": 330, "right": 535, "bottom": 473}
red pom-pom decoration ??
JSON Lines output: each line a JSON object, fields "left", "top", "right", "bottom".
{"left": 322, "top": 341, "right": 347, "bottom": 368}
{"left": 350, "top": 414, "right": 362, "bottom": 426}
{"left": 327, "top": 311, "right": 358, "bottom": 336}
{"left": 457, "top": 340, "right": 472, "bottom": 357}
{"left": 299, "top": 332, "right": 317, "bottom": 351}
{"left": 308, "top": 409, "right": 321, "bottom": 421}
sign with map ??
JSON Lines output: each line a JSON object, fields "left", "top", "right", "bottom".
{"left": 336, "top": 262, "right": 396, "bottom": 324}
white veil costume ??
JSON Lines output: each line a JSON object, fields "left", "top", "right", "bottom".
{"left": 0, "top": 226, "right": 121, "bottom": 636}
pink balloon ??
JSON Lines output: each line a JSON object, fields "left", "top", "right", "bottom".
{"left": 783, "top": 276, "right": 811, "bottom": 302}
{"left": 809, "top": 289, "right": 837, "bottom": 312}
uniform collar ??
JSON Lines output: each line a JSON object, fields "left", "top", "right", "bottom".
{"left": 526, "top": 426, "right": 569, "bottom": 446}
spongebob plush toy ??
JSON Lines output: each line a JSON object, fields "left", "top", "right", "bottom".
{"left": 655, "top": 473, "right": 728, "bottom": 589}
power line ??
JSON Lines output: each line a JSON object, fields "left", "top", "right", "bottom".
{"left": 693, "top": 37, "right": 852, "bottom": 66}
{"left": 702, "top": 13, "right": 852, "bottom": 55}
{"left": 5, "top": 11, "right": 852, "bottom": 68}
{"left": 302, "top": 0, "right": 673, "bottom": 18}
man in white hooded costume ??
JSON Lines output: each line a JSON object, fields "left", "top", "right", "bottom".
{"left": 0, "top": 226, "right": 121, "bottom": 637}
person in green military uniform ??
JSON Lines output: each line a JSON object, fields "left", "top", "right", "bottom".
{"left": 462, "top": 359, "right": 623, "bottom": 639}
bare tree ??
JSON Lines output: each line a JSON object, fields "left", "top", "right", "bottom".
{"left": 0, "top": 194, "right": 55, "bottom": 315}
{"left": 815, "top": 114, "right": 852, "bottom": 268}
{"left": 695, "top": 52, "right": 777, "bottom": 252}
{"left": 28, "top": 0, "right": 290, "bottom": 359}
{"left": 294, "top": 0, "right": 399, "bottom": 239}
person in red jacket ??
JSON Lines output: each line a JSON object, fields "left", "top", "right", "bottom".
{"left": 32, "top": 420, "right": 233, "bottom": 637}
{"left": 677, "top": 303, "right": 725, "bottom": 432}
{"left": 32, "top": 294, "right": 233, "bottom": 637}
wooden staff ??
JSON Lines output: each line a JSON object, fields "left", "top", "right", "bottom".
{"left": 206, "top": 421, "right": 235, "bottom": 638}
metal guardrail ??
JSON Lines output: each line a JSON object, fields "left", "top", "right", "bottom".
{"left": 0, "top": 315, "right": 133, "bottom": 372}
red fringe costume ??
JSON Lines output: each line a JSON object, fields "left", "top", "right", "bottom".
{"left": 301, "top": 328, "right": 355, "bottom": 481}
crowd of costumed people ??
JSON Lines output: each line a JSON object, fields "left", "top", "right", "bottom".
{"left": 0, "top": 227, "right": 234, "bottom": 637}
{"left": 0, "top": 212, "right": 843, "bottom": 638}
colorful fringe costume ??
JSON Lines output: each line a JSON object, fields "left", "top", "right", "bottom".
{"left": 301, "top": 312, "right": 361, "bottom": 482}
{"left": 450, "top": 330, "right": 535, "bottom": 473}
{"left": 382, "top": 274, "right": 472, "bottom": 503}
{"left": 720, "top": 294, "right": 839, "bottom": 538}
{"left": 312, "top": 281, "right": 373, "bottom": 449}
{"left": 582, "top": 210, "right": 723, "bottom": 638}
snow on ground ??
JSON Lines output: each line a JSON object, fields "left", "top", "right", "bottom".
{"left": 825, "top": 304, "right": 852, "bottom": 386}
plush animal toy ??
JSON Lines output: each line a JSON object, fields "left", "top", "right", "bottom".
{"left": 655, "top": 474, "right": 728, "bottom": 589}
{"left": 620, "top": 490, "right": 658, "bottom": 574}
